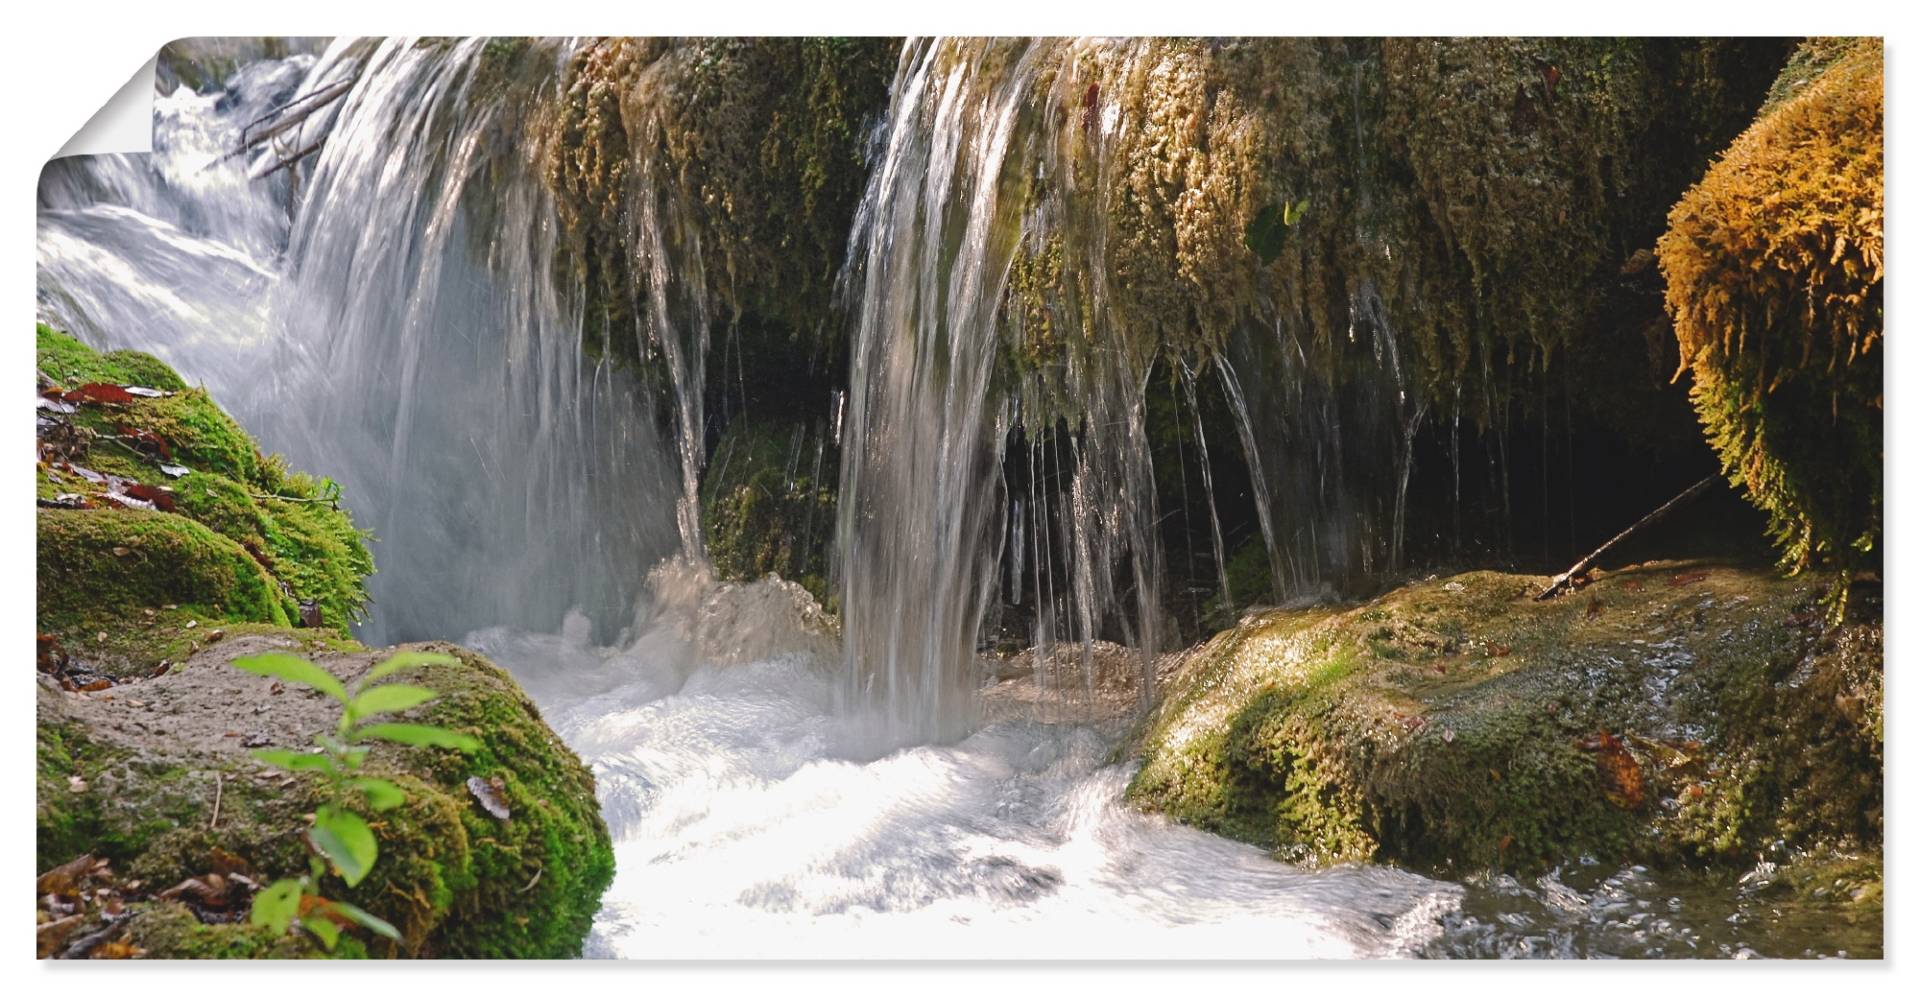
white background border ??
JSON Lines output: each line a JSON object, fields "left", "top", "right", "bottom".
{"left": 4, "top": 1, "right": 1909, "bottom": 989}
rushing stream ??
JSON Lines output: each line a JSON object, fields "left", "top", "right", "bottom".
{"left": 35, "top": 38, "right": 1874, "bottom": 959}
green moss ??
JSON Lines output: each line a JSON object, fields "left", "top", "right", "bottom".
{"left": 37, "top": 323, "right": 188, "bottom": 392}
{"left": 36, "top": 326, "right": 373, "bottom": 639}
{"left": 383, "top": 645, "right": 615, "bottom": 958}
{"left": 700, "top": 419, "right": 836, "bottom": 601}
{"left": 1128, "top": 565, "right": 1880, "bottom": 873}
{"left": 38, "top": 640, "right": 614, "bottom": 959}
{"left": 38, "top": 509, "right": 294, "bottom": 650}
{"left": 127, "top": 902, "right": 354, "bottom": 959}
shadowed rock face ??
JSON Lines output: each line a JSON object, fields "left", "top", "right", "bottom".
{"left": 38, "top": 634, "right": 613, "bottom": 959}
{"left": 1126, "top": 563, "right": 1881, "bottom": 876}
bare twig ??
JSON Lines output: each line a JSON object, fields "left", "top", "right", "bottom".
{"left": 209, "top": 772, "right": 223, "bottom": 829}
{"left": 1536, "top": 474, "right": 1718, "bottom": 601}
{"left": 207, "top": 75, "right": 357, "bottom": 170}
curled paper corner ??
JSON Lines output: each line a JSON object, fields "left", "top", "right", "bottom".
{"left": 54, "top": 52, "right": 158, "bottom": 160}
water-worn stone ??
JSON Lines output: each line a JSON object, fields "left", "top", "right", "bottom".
{"left": 1126, "top": 563, "right": 1881, "bottom": 876}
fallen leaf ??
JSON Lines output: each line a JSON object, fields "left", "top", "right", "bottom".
{"left": 1574, "top": 730, "right": 1645, "bottom": 810}
{"left": 37, "top": 915, "right": 83, "bottom": 958}
{"left": 114, "top": 425, "right": 173, "bottom": 459}
{"left": 158, "top": 463, "right": 191, "bottom": 478}
{"left": 1669, "top": 571, "right": 1710, "bottom": 588}
{"left": 62, "top": 383, "right": 141, "bottom": 405}
{"left": 122, "top": 483, "right": 177, "bottom": 512}
{"left": 100, "top": 492, "right": 156, "bottom": 511}
{"left": 467, "top": 775, "right": 511, "bottom": 820}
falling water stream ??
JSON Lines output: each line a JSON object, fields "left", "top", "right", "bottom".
{"left": 35, "top": 38, "right": 1874, "bottom": 959}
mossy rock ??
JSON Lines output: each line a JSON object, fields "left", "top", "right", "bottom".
{"left": 38, "top": 509, "right": 294, "bottom": 673}
{"left": 1658, "top": 39, "right": 1882, "bottom": 594}
{"left": 37, "top": 633, "right": 614, "bottom": 959}
{"left": 36, "top": 324, "right": 373, "bottom": 659}
{"left": 545, "top": 37, "right": 898, "bottom": 368}
{"left": 699, "top": 418, "right": 836, "bottom": 602}
{"left": 1127, "top": 563, "right": 1881, "bottom": 874}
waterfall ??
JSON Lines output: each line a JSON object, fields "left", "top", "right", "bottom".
{"left": 43, "top": 34, "right": 1425, "bottom": 739}
{"left": 38, "top": 37, "right": 690, "bottom": 644}
{"left": 835, "top": 39, "right": 1172, "bottom": 744}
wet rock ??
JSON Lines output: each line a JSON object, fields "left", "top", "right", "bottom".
{"left": 36, "top": 633, "right": 614, "bottom": 959}
{"left": 1126, "top": 563, "right": 1882, "bottom": 875}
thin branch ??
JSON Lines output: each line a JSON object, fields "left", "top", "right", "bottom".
{"left": 1535, "top": 474, "right": 1718, "bottom": 601}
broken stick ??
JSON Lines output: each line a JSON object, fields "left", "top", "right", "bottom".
{"left": 1535, "top": 474, "right": 1718, "bottom": 601}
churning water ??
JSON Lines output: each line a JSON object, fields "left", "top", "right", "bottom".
{"left": 36, "top": 38, "right": 1873, "bottom": 960}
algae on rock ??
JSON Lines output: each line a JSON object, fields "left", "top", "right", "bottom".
{"left": 1127, "top": 564, "right": 1881, "bottom": 873}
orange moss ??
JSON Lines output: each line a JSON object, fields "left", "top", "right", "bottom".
{"left": 1657, "top": 38, "right": 1882, "bottom": 591}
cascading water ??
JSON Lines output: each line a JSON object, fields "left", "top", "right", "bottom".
{"left": 42, "top": 38, "right": 687, "bottom": 644}
{"left": 36, "top": 36, "right": 1856, "bottom": 960}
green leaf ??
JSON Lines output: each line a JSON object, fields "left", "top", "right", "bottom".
{"left": 356, "top": 723, "right": 482, "bottom": 752}
{"left": 250, "top": 748, "right": 337, "bottom": 774}
{"left": 310, "top": 806, "right": 378, "bottom": 887}
{"left": 249, "top": 878, "right": 303, "bottom": 935}
{"left": 362, "top": 650, "right": 457, "bottom": 686}
{"left": 232, "top": 653, "right": 347, "bottom": 703}
{"left": 1283, "top": 198, "right": 1310, "bottom": 226}
{"left": 328, "top": 899, "right": 403, "bottom": 941}
{"left": 352, "top": 776, "right": 407, "bottom": 812}
{"left": 302, "top": 913, "right": 341, "bottom": 950}
{"left": 349, "top": 683, "right": 437, "bottom": 723}
{"left": 1244, "top": 204, "right": 1287, "bottom": 264}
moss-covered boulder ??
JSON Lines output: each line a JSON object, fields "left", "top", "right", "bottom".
{"left": 36, "top": 325, "right": 372, "bottom": 677}
{"left": 1127, "top": 563, "right": 1881, "bottom": 874}
{"left": 1658, "top": 39, "right": 1883, "bottom": 597}
{"left": 35, "top": 324, "right": 612, "bottom": 958}
{"left": 38, "top": 634, "right": 614, "bottom": 958}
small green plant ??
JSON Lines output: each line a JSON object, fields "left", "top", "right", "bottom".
{"left": 1243, "top": 198, "right": 1310, "bottom": 264}
{"left": 230, "top": 649, "right": 481, "bottom": 952}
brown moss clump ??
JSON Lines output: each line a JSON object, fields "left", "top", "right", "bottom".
{"left": 1657, "top": 39, "right": 1882, "bottom": 595}
{"left": 544, "top": 37, "right": 898, "bottom": 367}
{"left": 977, "top": 38, "right": 1786, "bottom": 429}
